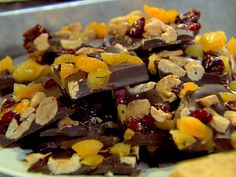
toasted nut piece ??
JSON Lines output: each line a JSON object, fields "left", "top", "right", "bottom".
{"left": 169, "top": 56, "right": 189, "bottom": 67}
{"left": 196, "top": 95, "right": 219, "bottom": 107}
{"left": 131, "top": 146, "right": 139, "bottom": 159}
{"left": 26, "top": 153, "right": 50, "bottom": 166}
{"left": 55, "top": 22, "right": 82, "bottom": 37}
{"left": 158, "top": 59, "right": 186, "bottom": 77}
{"left": 150, "top": 106, "right": 172, "bottom": 122}
{"left": 157, "top": 50, "right": 183, "bottom": 57}
{"left": 204, "top": 108, "right": 230, "bottom": 133}
{"left": 161, "top": 24, "right": 177, "bottom": 43}
{"left": 231, "top": 131, "right": 236, "bottom": 148}
{"left": 126, "top": 82, "right": 156, "bottom": 94}
{"left": 126, "top": 99, "right": 151, "bottom": 119}
{"left": 144, "top": 18, "right": 163, "bottom": 38}
{"left": 108, "top": 16, "right": 129, "bottom": 38}
{"left": 180, "top": 108, "right": 191, "bottom": 118}
{"left": 155, "top": 75, "right": 181, "bottom": 102}
{"left": 20, "top": 107, "right": 36, "bottom": 121}
{"left": 224, "top": 110, "right": 236, "bottom": 126}
{"left": 58, "top": 117, "right": 79, "bottom": 130}
{"left": 5, "top": 114, "right": 35, "bottom": 139}
{"left": 76, "top": 47, "right": 104, "bottom": 55}
{"left": 33, "top": 33, "right": 50, "bottom": 51}
{"left": 120, "top": 156, "right": 136, "bottom": 168}
{"left": 30, "top": 92, "right": 46, "bottom": 108}
{"left": 35, "top": 97, "right": 58, "bottom": 125}
{"left": 184, "top": 61, "right": 205, "bottom": 81}
{"left": 155, "top": 119, "right": 175, "bottom": 130}
{"left": 47, "top": 154, "right": 81, "bottom": 175}
{"left": 60, "top": 39, "right": 82, "bottom": 49}
{"left": 67, "top": 80, "right": 79, "bottom": 99}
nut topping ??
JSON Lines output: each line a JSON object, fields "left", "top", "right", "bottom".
{"left": 126, "top": 82, "right": 156, "bottom": 94}
{"left": 35, "top": 97, "right": 58, "bottom": 125}
{"left": 30, "top": 92, "right": 46, "bottom": 108}
{"left": 150, "top": 106, "right": 172, "bottom": 122}
{"left": 33, "top": 33, "right": 50, "bottom": 51}
{"left": 158, "top": 59, "right": 186, "bottom": 77}
{"left": 184, "top": 61, "right": 205, "bottom": 81}
{"left": 126, "top": 99, "right": 151, "bottom": 119}
{"left": 196, "top": 95, "right": 219, "bottom": 107}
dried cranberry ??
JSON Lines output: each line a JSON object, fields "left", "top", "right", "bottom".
{"left": 43, "top": 79, "right": 57, "bottom": 89}
{"left": 202, "top": 54, "right": 225, "bottom": 73}
{"left": 114, "top": 89, "right": 127, "bottom": 104}
{"left": 140, "top": 115, "right": 156, "bottom": 131}
{"left": 127, "top": 17, "right": 145, "bottom": 38}
{"left": 57, "top": 49, "right": 76, "bottom": 55}
{"left": 190, "top": 109, "right": 213, "bottom": 123}
{"left": 226, "top": 101, "right": 236, "bottom": 111}
{"left": 182, "top": 9, "right": 201, "bottom": 23}
{"left": 0, "top": 125, "right": 5, "bottom": 134}
{"left": 127, "top": 118, "right": 143, "bottom": 132}
{"left": 1, "top": 99, "right": 16, "bottom": 110}
{"left": 1, "top": 111, "right": 20, "bottom": 124}
{"left": 154, "top": 103, "right": 170, "bottom": 112}
{"left": 23, "top": 24, "right": 50, "bottom": 52}
{"left": 183, "top": 22, "right": 201, "bottom": 32}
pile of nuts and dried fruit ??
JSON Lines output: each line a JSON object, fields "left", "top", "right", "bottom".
{"left": 0, "top": 4, "right": 236, "bottom": 176}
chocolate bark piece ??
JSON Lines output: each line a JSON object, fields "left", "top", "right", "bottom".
{"left": 53, "top": 63, "right": 149, "bottom": 100}
{"left": 0, "top": 104, "right": 73, "bottom": 147}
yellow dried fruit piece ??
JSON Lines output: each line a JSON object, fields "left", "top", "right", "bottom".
{"left": 177, "top": 116, "right": 210, "bottom": 140}
{"left": 53, "top": 54, "right": 77, "bottom": 66}
{"left": 81, "top": 154, "right": 104, "bottom": 167}
{"left": 199, "top": 31, "right": 227, "bottom": 52}
{"left": 72, "top": 139, "right": 103, "bottom": 159}
{"left": 143, "top": 4, "right": 178, "bottom": 24}
{"left": 74, "top": 55, "right": 108, "bottom": 73}
{"left": 219, "top": 92, "right": 236, "bottom": 102}
{"left": 229, "top": 81, "right": 236, "bottom": 92}
{"left": 148, "top": 54, "right": 159, "bottom": 75}
{"left": 0, "top": 56, "right": 14, "bottom": 73}
{"left": 40, "top": 65, "right": 51, "bottom": 76}
{"left": 13, "top": 60, "right": 42, "bottom": 83}
{"left": 231, "top": 131, "right": 236, "bottom": 148}
{"left": 101, "top": 52, "right": 143, "bottom": 65}
{"left": 227, "top": 37, "right": 236, "bottom": 56}
{"left": 15, "top": 99, "right": 30, "bottom": 114}
{"left": 124, "top": 128, "right": 135, "bottom": 140}
{"left": 87, "top": 21, "right": 108, "bottom": 38}
{"left": 220, "top": 56, "right": 231, "bottom": 73}
{"left": 14, "top": 83, "right": 44, "bottom": 99}
{"left": 128, "top": 15, "right": 140, "bottom": 26}
{"left": 155, "top": 119, "right": 175, "bottom": 131}
{"left": 110, "top": 143, "right": 131, "bottom": 156}
{"left": 170, "top": 129, "right": 197, "bottom": 150}
{"left": 60, "top": 63, "right": 77, "bottom": 87}
{"left": 185, "top": 44, "right": 204, "bottom": 58}
{"left": 179, "top": 82, "right": 199, "bottom": 99}
{"left": 87, "top": 68, "right": 111, "bottom": 90}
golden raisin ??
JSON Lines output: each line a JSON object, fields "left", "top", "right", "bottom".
{"left": 0, "top": 56, "right": 14, "bottom": 73}
{"left": 227, "top": 37, "right": 236, "bottom": 56}
{"left": 14, "top": 83, "right": 44, "bottom": 99}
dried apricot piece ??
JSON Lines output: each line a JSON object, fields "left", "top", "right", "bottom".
{"left": 101, "top": 52, "right": 143, "bottom": 65}
{"left": 143, "top": 4, "right": 178, "bottom": 24}
{"left": 60, "top": 63, "right": 77, "bottom": 87}
{"left": 227, "top": 37, "right": 236, "bottom": 56}
{"left": 15, "top": 99, "right": 30, "bottom": 114}
{"left": 53, "top": 54, "right": 77, "bottom": 66}
{"left": 72, "top": 139, "right": 103, "bottom": 159}
{"left": 0, "top": 56, "right": 14, "bottom": 73}
{"left": 109, "top": 143, "right": 131, "bottom": 156}
{"left": 178, "top": 82, "right": 199, "bottom": 99}
{"left": 14, "top": 83, "right": 44, "bottom": 99}
{"left": 13, "top": 60, "right": 42, "bottom": 82}
{"left": 177, "top": 116, "right": 210, "bottom": 140}
{"left": 87, "top": 68, "right": 111, "bottom": 90}
{"left": 199, "top": 31, "right": 226, "bottom": 52}
{"left": 74, "top": 55, "right": 108, "bottom": 73}
{"left": 81, "top": 154, "right": 104, "bottom": 167}
{"left": 87, "top": 21, "right": 108, "bottom": 38}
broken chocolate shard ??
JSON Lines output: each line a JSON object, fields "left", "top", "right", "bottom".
{"left": 63, "top": 63, "right": 149, "bottom": 100}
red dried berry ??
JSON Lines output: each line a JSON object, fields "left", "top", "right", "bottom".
{"left": 226, "top": 101, "right": 236, "bottom": 111}
{"left": 1, "top": 111, "right": 20, "bottom": 125}
{"left": 43, "top": 79, "right": 57, "bottom": 89}
{"left": 202, "top": 54, "right": 225, "bottom": 73}
{"left": 154, "top": 103, "right": 170, "bottom": 112}
{"left": 57, "top": 49, "right": 76, "bottom": 55}
{"left": 189, "top": 109, "right": 213, "bottom": 123}
{"left": 114, "top": 89, "right": 127, "bottom": 104}
{"left": 183, "top": 22, "right": 201, "bottom": 32}
{"left": 127, "top": 118, "right": 143, "bottom": 132}
{"left": 1, "top": 99, "right": 16, "bottom": 110}
{"left": 140, "top": 115, "right": 156, "bottom": 131}
{"left": 128, "top": 17, "right": 145, "bottom": 38}
{"left": 182, "top": 9, "right": 201, "bottom": 23}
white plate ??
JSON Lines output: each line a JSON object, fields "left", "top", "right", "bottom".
{"left": 0, "top": 147, "right": 173, "bottom": 177}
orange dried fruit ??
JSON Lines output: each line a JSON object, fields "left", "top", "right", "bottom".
{"left": 72, "top": 139, "right": 103, "bottom": 159}
{"left": 14, "top": 83, "right": 44, "bottom": 99}
{"left": 15, "top": 99, "right": 30, "bottom": 114}
{"left": 143, "top": 4, "right": 178, "bottom": 24}
{"left": 0, "top": 56, "right": 14, "bottom": 73}
{"left": 177, "top": 116, "right": 210, "bottom": 140}
{"left": 227, "top": 37, "right": 236, "bottom": 56}
{"left": 199, "top": 31, "right": 227, "bottom": 52}
{"left": 81, "top": 154, "right": 104, "bottom": 167}
{"left": 60, "top": 63, "right": 77, "bottom": 87}
{"left": 124, "top": 128, "right": 135, "bottom": 140}
{"left": 74, "top": 55, "right": 108, "bottom": 73}
{"left": 87, "top": 68, "right": 111, "bottom": 90}
{"left": 53, "top": 54, "right": 77, "bottom": 66}
{"left": 109, "top": 143, "right": 131, "bottom": 156}
{"left": 179, "top": 82, "right": 199, "bottom": 99}
{"left": 13, "top": 60, "right": 42, "bottom": 82}
{"left": 87, "top": 21, "right": 108, "bottom": 38}
{"left": 101, "top": 52, "right": 143, "bottom": 65}
{"left": 40, "top": 65, "right": 51, "bottom": 76}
